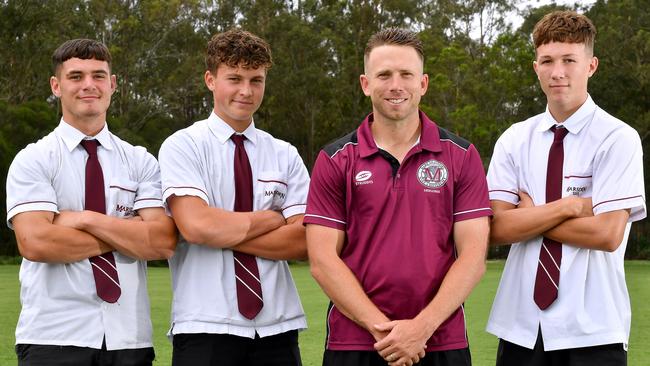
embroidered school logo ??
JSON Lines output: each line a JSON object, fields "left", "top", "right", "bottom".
{"left": 355, "top": 170, "right": 373, "bottom": 186}
{"left": 417, "top": 160, "right": 448, "bottom": 188}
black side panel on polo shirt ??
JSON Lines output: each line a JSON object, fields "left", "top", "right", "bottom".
{"left": 437, "top": 126, "right": 472, "bottom": 150}
{"left": 323, "top": 130, "right": 358, "bottom": 158}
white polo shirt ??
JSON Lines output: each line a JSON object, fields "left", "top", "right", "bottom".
{"left": 6, "top": 120, "right": 163, "bottom": 350}
{"left": 158, "top": 112, "right": 309, "bottom": 339}
{"left": 486, "top": 96, "right": 647, "bottom": 351}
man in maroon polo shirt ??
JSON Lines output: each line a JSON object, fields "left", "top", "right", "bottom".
{"left": 304, "top": 28, "right": 492, "bottom": 366}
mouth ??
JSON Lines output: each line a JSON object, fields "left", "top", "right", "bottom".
{"left": 385, "top": 98, "right": 407, "bottom": 104}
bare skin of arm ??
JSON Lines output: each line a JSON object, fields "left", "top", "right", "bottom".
{"left": 489, "top": 194, "right": 593, "bottom": 246}
{"left": 306, "top": 224, "right": 391, "bottom": 342}
{"left": 54, "top": 207, "right": 178, "bottom": 260}
{"left": 518, "top": 192, "right": 630, "bottom": 252}
{"left": 373, "top": 217, "right": 489, "bottom": 366}
{"left": 168, "top": 195, "right": 304, "bottom": 259}
{"left": 12, "top": 211, "right": 113, "bottom": 263}
{"left": 231, "top": 214, "right": 307, "bottom": 260}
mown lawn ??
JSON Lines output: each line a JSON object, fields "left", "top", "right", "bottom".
{"left": 0, "top": 261, "right": 648, "bottom": 365}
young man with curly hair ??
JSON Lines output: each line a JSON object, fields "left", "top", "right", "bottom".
{"left": 159, "top": 29, "right": 309, "bottom": 366}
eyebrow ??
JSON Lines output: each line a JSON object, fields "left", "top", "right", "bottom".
{"left": 66, "top": 69, "right": 109, "bottom": 76}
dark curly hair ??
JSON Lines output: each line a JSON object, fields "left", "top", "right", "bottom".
{"left": 52, "top": 39, "right": 112, "bottom": 75}
{"left": 533, "top": 11, "right": 596, "bottom": 53}
{"left": 205, "top": 29, "right": 272, "bottom": 73}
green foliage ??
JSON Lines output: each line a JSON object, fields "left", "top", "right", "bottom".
{"left": 1, "top": 0, "right": 648, "bottom": 256}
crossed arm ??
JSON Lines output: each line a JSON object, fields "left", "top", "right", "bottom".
{"left": 306, "top": 217, "right": 489, "bottom": 366}
{"left": 490, "top": 193, "right": 629, "bottom": 252}
{"left": 168, "top": 195, "right": 307, "bottom": 260}
{"left": 12, "top": 207, "right": 177, "bottom": 263}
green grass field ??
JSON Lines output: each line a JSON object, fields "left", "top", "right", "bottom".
{"left": 1, "top": 261, "right": 648, "bottom": 365}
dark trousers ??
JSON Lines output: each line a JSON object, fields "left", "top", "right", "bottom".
{"left": 15, "top": 343, "right": 154, "bottom": 366}
{"left": 322, "top": 348, "right": 471, "bottom": 366}
{"left": 172, "top": 330, "right": 302, "bottom": 366}
{"left": 496, "top": 330, "right": 626, "bottom": 366}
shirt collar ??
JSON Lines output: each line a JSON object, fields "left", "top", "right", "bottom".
{"left": 206, "top": 111, "right": 258, "bottom": 146}
{"left": 56, "top": 119, "right": 113, "bottom": 152}
{"left": 357, "top": 110, "right": 441, "bottom": 158}
{"left": 536, "top": 94, "right": 596, "bottom": 135}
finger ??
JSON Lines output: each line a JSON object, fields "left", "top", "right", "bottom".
{"left": 374, "top": 320, "right": 398, "bottom": 332}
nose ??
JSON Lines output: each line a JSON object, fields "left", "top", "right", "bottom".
{"left": 551, "top": 63, "right": 566, "bottom": 80}
{"left": 81, "top": 75, "right": 96, "bottom": 90}
{"left": 388, "top": 75, "right": 404, "bottom": 92}
{"left": 239, "top": 82, "right": 253, "bottom": 97}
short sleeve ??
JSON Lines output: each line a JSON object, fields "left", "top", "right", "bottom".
{"left": 6, "top": 145, "right": 58, "bottom": 228}
{"left": 304, "top": 150, "right": 347, "bottom": 230}
{"left": 486, "top": 129, "right": 520, "bottom": 205}
{"left": 159, "top": 132, "right": 210, "bottom": 206}
{"left": 281, "top": 145, "right": 310, "bottom": 218}
{"left": 453, "top": 144, "right": 493, "bottom": 222}
{"left": 592, "top": 126, "right": 646, "bottom": 221}
{"left": 132, "top": 147, "right": 164, "bottom": 211}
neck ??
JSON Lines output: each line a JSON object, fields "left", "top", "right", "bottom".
{"left": 548, "top": 94, "right": 588, "bottom": 123}
{"left": 371, "top": 112, "right": 420, "bottom": 147}
{"left": 63, "top": 114, "right": 106, "bottom": 136}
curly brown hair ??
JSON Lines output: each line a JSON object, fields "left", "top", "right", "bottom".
{"left": 533, "top": 11, "right": 596, "bottom": 53}
{"left": 52, "top": 39, "right": 112, "bottom": 75}
{"left": 205, "top": 29, "right": 272, "bottom": 73}
{"left": 364, "top": 28, "right": 424, "bottom": 66}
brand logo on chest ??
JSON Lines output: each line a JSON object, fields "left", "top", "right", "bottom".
{"left": 417, "top": 160, "right": 448, "bottom": 189}
{"left": 355, "top": 170, "right": 373, "bottom": 185}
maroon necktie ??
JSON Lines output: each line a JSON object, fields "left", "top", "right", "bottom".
{"left": 533, "top": 125, "right": 569, "bottom": 310}
{"left": 231, "top": 134, "right": 263, "bottom": 319}
{"left": 81, "top": 139, "right": 121, "bottom": 303}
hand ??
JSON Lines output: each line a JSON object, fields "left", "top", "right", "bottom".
{"left": 53, "top": 210, "right": 87, "bottom": 229}
{"left": 373, "top": 319, "right": 428, "bottom": 366}
{"left": 564, "top": 196, "right": 594, "bottom": 218}
{"left": 518, "top": 191, "right": 534, "bottom": 209}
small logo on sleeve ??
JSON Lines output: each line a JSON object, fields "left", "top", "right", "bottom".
{"left": 417, "top": 160, "right": 448, "bottom": 189}
{"left": 355, "top": 170, "right": 373, "bottom": 185}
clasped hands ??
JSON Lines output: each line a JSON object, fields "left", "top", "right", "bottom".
{"left": 372, "top": 318, "right": 430, "bottom": 366}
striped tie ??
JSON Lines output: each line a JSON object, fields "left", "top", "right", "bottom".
{"left": 533, "top": 125, "right": 569, "bottom": 310}
{"left": 231, "top": 134, "right": 263, "bottom": 319}
{"left": 81, "top": 139, "right": 121, "bottom": 303}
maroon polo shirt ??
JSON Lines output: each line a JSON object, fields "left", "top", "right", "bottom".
{"left": 304, "top": 111, "right": 492, "bottom": 352}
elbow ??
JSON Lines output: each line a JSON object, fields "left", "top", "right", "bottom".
{"left": 17, "top": 238, "right": 49, "bottom": 262}
{"left": 597, "top": 232, "right": 624, "bottom": 253}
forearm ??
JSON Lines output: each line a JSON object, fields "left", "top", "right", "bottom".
{"left": 543, "top": 210, "right": 629, "bottom": 252}
{"left": 77, "top": 211, "right": 177, "bottom": 260}
{"left": 415, "top": 249, "right": 486, "bottom": 335}
{"left": 232, "top": 217, "right": 307, "bottom": 260}
{"left": 490, "top": 198, "right": 581, "bottom": 246}
{"left": 14, "top": 214, "right": 112, "bottom": 263}
{"left": 311, "top": 256, "right": 390, "bottom": 338}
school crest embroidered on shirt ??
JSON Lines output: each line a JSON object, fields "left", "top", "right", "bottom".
{"left": 417, "top": 160, "right": 448, "bottom": 188}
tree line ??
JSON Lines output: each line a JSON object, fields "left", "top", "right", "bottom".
{"left": 1, "top": 0, "right": 648, "bottom": 258}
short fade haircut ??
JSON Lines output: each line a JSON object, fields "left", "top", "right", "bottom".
{"left": 205, "top": 29, "right": 272, "bottom": 73}
{"left": 533, "top": 11, "right": 596, "bottom": 54}
{"left": 364, "top": 28, "right": 424, "bottom": 66}
{"left": 52, "top": 39, "right": 112, "bottom": 75}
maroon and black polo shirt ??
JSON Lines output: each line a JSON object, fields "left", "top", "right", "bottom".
{"left": 304, "top": 111, "right": 492, "bottom": 352}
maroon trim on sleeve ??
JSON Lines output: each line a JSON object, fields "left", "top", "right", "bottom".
{"left": 489, "top": 189, "right": 518, "bottom": 197}
{"left": 162, "top": 186, "right": 209, "bottom": 197}
{"left": 592, "top": 195, "right": 644, "bottom": 210}
{"left": 8, "top": 200, "right": 57, "bottom": 213}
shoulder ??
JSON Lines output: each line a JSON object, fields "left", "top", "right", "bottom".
{"left": 10, "top": 130, "right": 59, "bottom": 169}
{"left": 437, "top": 126, "right": 471, "bottom": 152}
{"left": 322, "top": 129, "right": 358, "bottom": 158}
{"left": 593, "top": 108, "right": 641, "bottom": 142}
{"left": 160, "top": 120, "right": 208, "bottom": 152}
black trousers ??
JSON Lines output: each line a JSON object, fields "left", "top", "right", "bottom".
{"left": 322, "top": 348, "right": 471, "bottom": 366}
{"left": 172, "top": 330, "right": 302, "bottom": 366}
{"left": 496, "top": 330, "right": 626, "bottom": 366}
{"left": 15, "top": 343, "right": 154, "bottom": 366}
